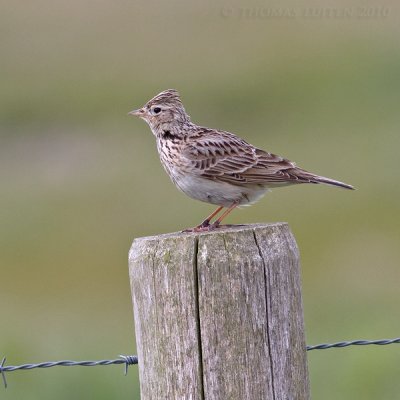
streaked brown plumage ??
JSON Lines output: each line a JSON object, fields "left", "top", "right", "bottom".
{"left": 129, "top": 89, "right": 354, "bottom": 231}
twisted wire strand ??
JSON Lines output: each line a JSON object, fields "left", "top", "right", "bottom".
{"left": 0, "top": 355, "right": 138, "bottom": 389}
{"left": 306, "top": 337, "right": 400, "bottom": 351}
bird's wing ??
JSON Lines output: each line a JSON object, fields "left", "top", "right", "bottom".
{"left": 182, "top": 128, "right": 315, "bottom": 185}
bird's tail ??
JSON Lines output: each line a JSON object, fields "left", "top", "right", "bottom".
{"left": 312, "top": 175, "right": 354, "bottom": 190}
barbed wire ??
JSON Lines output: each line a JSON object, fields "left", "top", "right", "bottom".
{"left": 1, "top": 337, "right": 399, "bottom": 388}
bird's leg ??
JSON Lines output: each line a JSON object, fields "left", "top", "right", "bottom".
{"left": 198, "top": 206, "right": 224, "bottom": 228}
{"left": 182, "top": 202, "right": 239, "bottom": 233}
{"left": 181, "top": 206, "right": 224, "bottom": 233}
{"left": 210, "top": 202, "right": 239, "bottom": 230}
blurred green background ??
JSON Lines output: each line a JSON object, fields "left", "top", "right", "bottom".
{"left": 1, "top": 0, "right": 399, "bottom": 398}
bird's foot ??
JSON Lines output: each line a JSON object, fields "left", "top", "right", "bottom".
{"left": 181, "top": 218, "right": 211, "bottom": 233}
{"left": 181, "top": 222, "right": 245, "bottom": 233}
{"left": 181, "top": 225, "right": 213, "bottom": 233}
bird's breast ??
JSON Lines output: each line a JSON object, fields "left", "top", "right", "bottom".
{"left": 155, "top": 138, "right": 269, "bottom": 207}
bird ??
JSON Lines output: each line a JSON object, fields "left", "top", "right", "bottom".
{"left": 129, "top": 89, "right": 354, "bottom": 232}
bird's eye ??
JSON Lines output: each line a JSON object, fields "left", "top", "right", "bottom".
{"left": 152, "top": 107, "right": 162, "bottom": 114}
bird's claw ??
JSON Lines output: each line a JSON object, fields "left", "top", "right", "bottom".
{"left": 181, "top": 221, "right": 220, "bottom": 233}
{"left": 182, "top": 222, "right": 247, "bottom": 233}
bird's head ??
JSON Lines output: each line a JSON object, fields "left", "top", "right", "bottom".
{"left": 129, "top": 89, "right": 190, "bottom": 131}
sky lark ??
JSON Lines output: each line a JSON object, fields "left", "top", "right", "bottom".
{"left": 129, "top": 89, "right": 354, "bottom": 232}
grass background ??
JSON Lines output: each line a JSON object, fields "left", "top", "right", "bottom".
{"left": 1, "top": 1, "right": 400, "bottom": 398}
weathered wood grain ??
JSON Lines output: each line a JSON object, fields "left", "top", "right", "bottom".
{"left": 129, "top": 223, "right": 310, "bottom": 400}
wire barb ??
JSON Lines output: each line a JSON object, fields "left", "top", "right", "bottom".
{"left": 119, "top": 355, "right": 139, "bottom": 375}
{"left": 0, "top": 357, "right": 7, "bottom": 389}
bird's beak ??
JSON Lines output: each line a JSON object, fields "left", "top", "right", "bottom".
{"left": 128, "top": 108, "right": 145, "bottom": 117}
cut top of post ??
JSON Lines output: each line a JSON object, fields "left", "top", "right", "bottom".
{"left": 130, "top": 222, "right": 291, "bottom": 247}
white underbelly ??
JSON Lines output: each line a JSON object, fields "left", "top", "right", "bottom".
{"left": 172, "top": 173, "right": 269, "bottom": 207}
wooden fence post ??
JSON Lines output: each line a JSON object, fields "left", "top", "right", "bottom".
{"left": 129, "top": 223, "right": 310, "bottom": 399}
